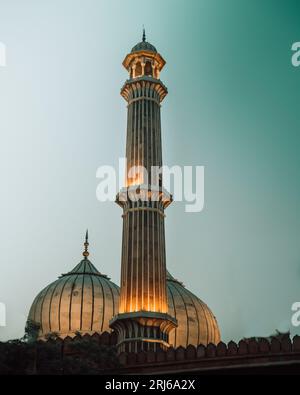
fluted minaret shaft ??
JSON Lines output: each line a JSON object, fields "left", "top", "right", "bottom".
{"left": 125, "top": 82, "right": 163, "bottom": 181}
{"left": 118, "top": 79, "right": 170, "bottom": 315}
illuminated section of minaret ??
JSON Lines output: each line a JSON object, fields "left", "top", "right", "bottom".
{"left": 110, "top": 31, "right": 177, "bottom": 352}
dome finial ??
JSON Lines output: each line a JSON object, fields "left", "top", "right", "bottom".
{"left": 142, "top": 26, "right": 146, "bottom": 42}
{"left": 83, "top": 229, "right": 89, "bottom": 259}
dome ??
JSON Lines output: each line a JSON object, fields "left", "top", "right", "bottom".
{"left": 131, "top": 29, "right": 157, "bottom": 54}
{"left": 131, "top": 41, "right": 157, "bottom": 54}
{"left": 167, "top": 271, "right": 221, "bottom": 348}
{"left": 27, "top": 235, "right": 120, "bottom": 340}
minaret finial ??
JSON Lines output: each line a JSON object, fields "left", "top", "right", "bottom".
{"left": 83, "top": 229, "right": 89, "bottom": 259}
{"left": 142, "top": 26, "right": 146, "bottom": 42}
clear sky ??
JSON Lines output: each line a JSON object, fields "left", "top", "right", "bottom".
{"left": 0, "top": 0, "right": 300, "bottom": 343}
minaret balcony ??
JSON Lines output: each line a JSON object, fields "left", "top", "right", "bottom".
{"left": 109, "top": 311, "right": 178, "bottom": 353}
{"left": 116, "top": 184, "right": 173, "bottom": 210}
{"left": 121, "top": 76, "right": 168, "bottom": 103}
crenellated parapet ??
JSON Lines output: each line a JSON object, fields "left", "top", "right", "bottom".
{"left": 116, "top": 335, "right": 300, "bottom": 370}
{"left": 43, "top": 333, "right": 300, "bottom": 374}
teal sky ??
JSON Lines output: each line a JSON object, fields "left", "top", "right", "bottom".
{"left": 0, "top": 0, "right": 300, "bottom": 342}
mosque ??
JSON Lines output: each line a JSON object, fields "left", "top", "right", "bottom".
{"left": 25, "top": 34, "right": 300, "bottom": 374}
{"left": 27, "top": 32, "right": 221, "bottom": 352}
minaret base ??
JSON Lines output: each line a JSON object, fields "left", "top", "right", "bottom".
{"left": 110, "top": 312, "right": 177, "bottom": 353}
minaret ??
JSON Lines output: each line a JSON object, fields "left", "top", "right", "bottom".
{"left": 110, "top": 31, "right": 177, "bottom": 352}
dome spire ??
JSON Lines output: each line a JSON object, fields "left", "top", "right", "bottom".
{"left": 82, "top": 229, "right": 89, "bottom": 259}
{"left": 142, "top": 26, "right": 146, "bottom": 42}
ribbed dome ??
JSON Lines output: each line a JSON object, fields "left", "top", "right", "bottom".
{"left": 27, "top": 257, "right": 120, "bottom": 340}
{"left": 131, "top": 41, "right": 157, "bottom": 54}
{"left": 167, "top": 271, "right": 221, "bottom": 348}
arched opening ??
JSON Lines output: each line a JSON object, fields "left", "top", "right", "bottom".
{"left": 145, "top": 61, "right": 153, "bottom": 77}
{"left": 135, "top": 62, "right": 142, "bottom": 77}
